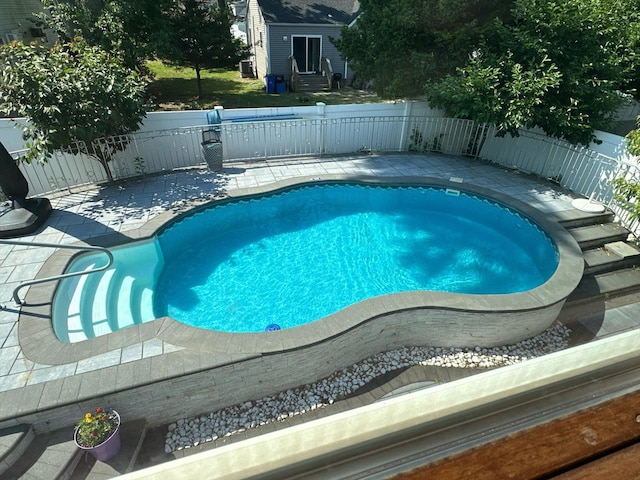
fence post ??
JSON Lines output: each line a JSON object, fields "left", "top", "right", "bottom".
{"left": 316, "top": 102, "right": 326, "bottom": 157}
{"left": 399, "top": 101, "right": 414, "bottom": 152}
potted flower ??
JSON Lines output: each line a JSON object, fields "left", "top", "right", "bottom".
{"left": 74, "top": 407, "right": 121, "bottom": 461}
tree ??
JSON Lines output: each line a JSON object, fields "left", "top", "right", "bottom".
{"left": 336, "top": 0, "right": 640, "bottom": 146}
{"left": 38, "top": 0, "right": 173, "bottom": 75}
{"left": 333, "top": 0, "right": 515, "bottom": 97}
{"left": 0, "top": 38, "right": 147, "bottom": 180}
{"left": 611, "top": 116, "right": 640, "bottom": 224}
{"left": 427, "top": 0, "right": 640, "bottom": 146}
{"left": 163, "top": 0, "right": 248, "bottom": 100}
{"left": 628, "top": 120, "right": 640, "bottom": 156}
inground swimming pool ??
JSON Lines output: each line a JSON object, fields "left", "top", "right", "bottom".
{"left": 154, "top": 184, "right": 558, "bottom": 332}
{"left": 50, "top": 176, "right": 584, "bottom": 351}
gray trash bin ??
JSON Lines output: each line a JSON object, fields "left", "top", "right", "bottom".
{"left": 202, "top": 140, "right": 223, "bottom": 171}
{"left": 201, "top": 128, "right": 223, "bottom": 171}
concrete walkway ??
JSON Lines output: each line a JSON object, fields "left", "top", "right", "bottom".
{"left": 1, "top": 153, "right": 639, "bottom": 433}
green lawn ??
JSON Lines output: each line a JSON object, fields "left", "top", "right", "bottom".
{"left": 145, "top": 60, "right": 381, "bottom": 110}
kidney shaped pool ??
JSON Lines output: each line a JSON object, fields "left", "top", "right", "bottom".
{"left": 52, "top": 179, "right": 570, "bottom": 343}
{"left": 154, "top": 183, "right": 558, "bottom": 332}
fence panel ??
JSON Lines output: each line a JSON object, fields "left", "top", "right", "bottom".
{"left": 480, "top": 128, "right": 621, "bottom": 203}
{"left": 13, "top": 149, "right": 107, "bottom": 197}
{"left": 124, "top": 128, "right": 205, "bottom": 174}
{"left": 219, "top": 120, "right": 320, "bottom": 161}
{"left": 7, "top": 107, "right": 640, "bottom": 237}
{"left": 323, "top": 117, "right": 371, "bottom": 154}
{"left": 406, "top": 117, "right": 479, "bottom": 156}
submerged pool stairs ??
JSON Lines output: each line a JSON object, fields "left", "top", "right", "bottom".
{"left": 53, "top": 241, "right": 163, "bottom": 343}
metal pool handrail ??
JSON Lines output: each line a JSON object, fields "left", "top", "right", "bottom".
{"left": 0, "top": 239, "right": 113, "bottom": 306}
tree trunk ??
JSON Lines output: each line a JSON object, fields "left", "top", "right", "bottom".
{"left": 196, "top": 65, "right": 203, "bottom": 100}
{"left": 90, "top": 139, "right": 117, "bottom": 183}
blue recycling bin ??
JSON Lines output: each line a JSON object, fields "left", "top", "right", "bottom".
{"left": 265, "top": 74, "right": 276, "bottom": 94}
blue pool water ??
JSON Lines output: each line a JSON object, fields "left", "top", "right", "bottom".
{"left": 154, "top": 184, "right": 558, "bottom": 333}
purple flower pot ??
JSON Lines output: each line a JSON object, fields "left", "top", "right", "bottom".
{"left": 74, "top": 410, "right": 121, "bottom": 462}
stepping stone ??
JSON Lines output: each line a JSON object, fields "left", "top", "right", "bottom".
{"left": 568, "top": 223, "right": 629, "bottom": 249}
{"left": 605, "top": 241, "right": 640, "bottom": 259}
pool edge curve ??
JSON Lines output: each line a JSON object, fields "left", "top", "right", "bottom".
{"left": 18, "top": 174, "right": 584, "bottom": 365}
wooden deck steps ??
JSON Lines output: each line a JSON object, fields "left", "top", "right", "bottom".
{"left": 293, "top": 74, "right": 331, "bottom": 93}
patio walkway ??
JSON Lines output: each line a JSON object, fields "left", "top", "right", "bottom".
{"left": 1, "top": 152, "right": 639, "bottom": 434}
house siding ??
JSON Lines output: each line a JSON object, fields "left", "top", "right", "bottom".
{"left": 246, "top": 0, "right": 268, "bottom": 80}
{"left": 268, "top": 24, "right": 348, "bottom": 79}
{"left": 0, "top": 0, "right": 56, "bottom": 46}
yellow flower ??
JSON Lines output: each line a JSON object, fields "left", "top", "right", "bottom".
{"left": 75, "top": 408, "right": 119, "bottom": 448}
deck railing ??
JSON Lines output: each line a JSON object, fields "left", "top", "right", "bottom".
{"left": 7, "top": 109, "right": 640, "bottom": 237}
{"left": 0, "top": 240, "right": 113, "bottom": 306}
{"left": 288, "top": 56, "right": 300, "bottom": 92}
{"left": 320, "top": 57, "right": 333, "bottom": 90}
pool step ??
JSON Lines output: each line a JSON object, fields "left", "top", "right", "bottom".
{"left": 566, "top": 267, "right": 640, "bottom": 305}
{"left": 583, "top": 242, "right": 640, "bottom": 275}
{"left": 0, "top": 419, "right": 147, "bottom": 480}
{"left": 0, "top": 424, "right": 35, "bottom": 476}
{"left": 560, "top": 208, "right": 640, "bottom": 305}
{"left": 54, "top": 240, "right": 163, "bottom": 342}
{"left": 567, "top": 223, "right": 630, "bottom": 250}
{"left": 0, "top": 427, "right": 82, "bottom": 480}
{"left": 551, "top": 208, "right": 615, "bottom": 229}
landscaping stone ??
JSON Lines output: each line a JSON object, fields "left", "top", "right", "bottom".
{"left": 165, "top": 323, "right": 571, "bottom": 453}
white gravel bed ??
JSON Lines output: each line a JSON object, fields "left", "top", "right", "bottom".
{"left": 165, "top": 323, "right": 571, "bottom": 453}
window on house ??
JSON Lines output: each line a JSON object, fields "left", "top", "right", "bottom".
{"left": 1, "top": 33, "right": 21, "bottom": 44}
{"left": 30, "top": 27, "right": 45, "bottom": 38}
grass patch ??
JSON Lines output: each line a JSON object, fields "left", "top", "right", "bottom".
{"left": 145, "top": 60, "right": 381, "bottom": 110}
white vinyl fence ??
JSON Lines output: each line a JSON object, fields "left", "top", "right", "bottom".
{"left": 2, "top": 102, "right": 639, "bottom": 236}
{"left": 480, "top": 127, "right": 622, "bottom": 204}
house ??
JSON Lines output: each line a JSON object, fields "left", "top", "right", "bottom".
{"left": 245, "top": 0, "right": 360, "bottom": 92}
{"left": 230, "top": 0, "right": 248, "bottom": 44}
{"left": 0, "top": 0, "right": 56, "bottom": 47}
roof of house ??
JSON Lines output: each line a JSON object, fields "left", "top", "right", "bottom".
{"left": 257, "top": 0, "right": 360, "bottom": 25}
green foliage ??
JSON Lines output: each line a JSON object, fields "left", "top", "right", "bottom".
{"left": 0, "top": 38, "right": 147, "bottom": 173}
{"left": 408, "top": 128, "right": 443, "bottom": 152}
{"left": 429, "top": 0, "right": 640, "bottom": 146}
{"left": 427, "top": 50, "right": 563, "bottom": 139}
{"left": 146, "top": 61, "right": 381, "bottom": 109}
{"left": 134, "top": 156, "right": 146, "bottom": 177}
{"left": 611, "top": 175, "right": 640, "bottom": 223}
{"left": 617, "top": 115, "right": 640, "bottom": 224}
{"left": 38, "top": 0, "right": 173, "bottom": 74}
{"left": 627, "top": 116, "right": 640, "bottom": 156}
{"left": 611, "top": 111, "right": 640, "bottom": 224}
{"left": 75, "top": 407, "right": 119, "bottom": 448}
{"left": 333, "top": 0, "right": 515, "bottom": 97}
{"left": 162, "top": 0, "right": 248, "bottom": 99}
{"left": 337, "top": 0, "right": 640, "bottom": 146}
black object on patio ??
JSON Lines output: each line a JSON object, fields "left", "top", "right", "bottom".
{"left": 0, "top": 141, "right": 52, "bottom": 238}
